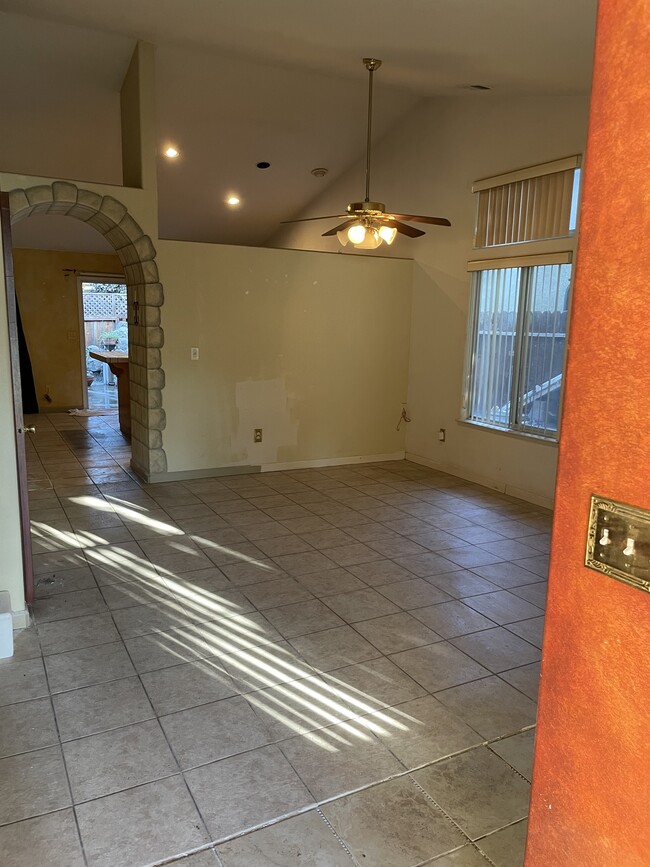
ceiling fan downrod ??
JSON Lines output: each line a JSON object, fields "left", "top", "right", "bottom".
{"left": 363, "top": 58, "right": 382, "bottom": 204}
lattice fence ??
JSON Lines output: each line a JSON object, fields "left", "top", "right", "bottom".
{"left": 83, "top": 292, "right": 127, "bottom": 320}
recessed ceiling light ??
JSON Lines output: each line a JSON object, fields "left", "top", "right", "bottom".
{"left": 164, "top": 146, "right": 180, "bottom": 158}
{"left": 256, "top": 161, "right": 271, "bottom": 169}
{"left": 226, "top": 195, "right": 241, "bottom": 206}
{"left": 311, "top": 167, "right": 329, "bottom": 177}
{"left": 465, "top": 84, "right": 491, "bottom": 91}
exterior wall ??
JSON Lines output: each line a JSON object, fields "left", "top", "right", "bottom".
{"left": 157, "top": 241, "right": 413, "bottom": 474}
{"left": 13, "top": 248, "right": 123, "bottom": 410}
{"left": 526, "top": 1, "right": 650, "bottom": 863}
{"left": 273, "top": 93, "right": 591, "bottom": 507}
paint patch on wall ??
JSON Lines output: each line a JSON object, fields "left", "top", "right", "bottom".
{"left": 233, "top": 378, "right": 299, "bottom": 464}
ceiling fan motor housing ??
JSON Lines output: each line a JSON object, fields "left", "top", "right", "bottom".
{"left": 347, "top": 201, "right": 386, "bottom": 216}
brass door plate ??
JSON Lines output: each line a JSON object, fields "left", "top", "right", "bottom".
{"left": 586, "top": 495, "right": 650, "bottom": 593}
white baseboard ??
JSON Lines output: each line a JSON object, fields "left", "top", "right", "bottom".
{"left": 261, "top": 452, "right": 406, "bottom": 473}
{"left": 12, "top": 609, "right": 30, "bottom": 630}
{"left": 405, "top": 452, "right": 555, "bottom": 510}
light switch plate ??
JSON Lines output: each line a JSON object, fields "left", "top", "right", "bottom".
{"left": 585, "top": 495, "right": 650, "bottom": 593}
{"left": 190, "top": 347, "right": 199, "bottom": 361}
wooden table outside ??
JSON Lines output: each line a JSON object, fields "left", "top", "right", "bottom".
{"left": 88, "top": 350, "right": 131, "bottom": 437}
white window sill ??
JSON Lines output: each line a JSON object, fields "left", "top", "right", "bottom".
{"left": 456, "top": 418, "right": 559, "bottom": 446}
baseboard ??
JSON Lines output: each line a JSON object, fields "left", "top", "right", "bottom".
{"left": 139, "top": 452, "right": 406, "bottom": 484}
{"left": 261, "top": 452, "right": 406, "bottom": 473}
{"left": 12, "top": 609, "right": 30, "bottom": 630}
{"left": 405, "top": 451, "right": 555, "bottom": 510}
{"left": 146, "top": 464, "right": 262, "bottom": 483}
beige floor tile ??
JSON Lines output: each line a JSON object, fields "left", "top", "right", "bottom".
{"left": 322, "top": 588, "right": 401, "bottom": 623}
{"left": 362, "top": 695, "right": 483, "bottom": 769}
{"left": 323, "top": 656, "right": 426, "bottom": 711}
{"left": 186, "top": 744, "right": 313, "bottom": 839}
{"left": 53, "top": 676, "right": 155, "bottom": 741}
{"left": 141, "top": 657, "right": 238, "bottom": 714}
{"left": 216, "top": 811, "right": 354, "bottom": 866}
{"left": 410, "top": 600, "right": 495, "bottom": 639}
{"left": 489, "top": 729, "right": 536, "bottom": 781}
{"left": 0, "top": 809, "right": 85, "bottom": 867}
{"left": 391, "top": 642, "right": 490, "bottom": 693}
{"left": 436, "top": 676, "right": 537, "bottom": 740}
{"left": 262, "top": 598, "right": 345, "bottom": 638}
{"left": 413, "top": 747, "right": 530, "bottom": 840}
{"left": 37, "top": 612, "right": 120, "bottom": 655}
{"left": 451, "top": 627, "right": 541, "bottom": 673}
{"left": 0, "top": 746, "right": 71, "bottom": 824}
{"left": 289, "top": 625, "right": 380, "bottom": 671}
{"left": 294, "top": 568, "right": 367, "bottom": 597}
{"left": 354, "top": 611, "right": 441, "bottom": 655}
{"left": 76, "top": 776, "right": 209, "bottom": 867}
{"left": 63, "top": 719, "right": 178, "bottom": 801}
{"left": 45, "top": 641, "right": 135, "bottom": 693}
{"left": 241, "top": 577, "right": 315, "bottom": 611}
{"left": 500, "top": 662, "right": 541, "bottom": 701}
{"left": 160, "top": 695, "right": 272, "bottom": 769}
{"left": 278, "top": 722, "right": 403, "bottom": 801}
{"left": 322, "top": 776, "right": 465, "bottom": 866}
{"left": 0, "top": 698, "right": 59, "bottom": 759}
{"left": 0, "top": 657, "right": 49, "bottom": 707}
{"left": 477, "top": 818, "right": 528, "bottom": 866}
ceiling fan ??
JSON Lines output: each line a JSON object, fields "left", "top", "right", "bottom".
{"left": 282, "top": 58, "right": 451, "bottom": 249}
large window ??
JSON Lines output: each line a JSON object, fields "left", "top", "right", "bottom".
{"left": 463, "top": 254, "right": 572, "bottom": 439}
{"left": 463, "top": 156, "right": 581, "bottom": 440}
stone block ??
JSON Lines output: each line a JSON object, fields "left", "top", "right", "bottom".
{"left": 105, "top": 226, "right": 131, "bottom": 251}
{"left": 25, "top": 185, "right": 53, "bottom": 207}
{"left": 143, "top": 283, "right": 163, "bottom": 306}
{"left": 8, "top": 189, "right": 29, "bottom": 217}
{"left": 148, "top": 388, "right": 163, "bottom": 409}
{"left": 149, "top": 449, "right": 168, "bottom": 474}
{"left": 45, "top": 201, "right": 76, "bottom": 216}
{"left": 147, "top": 369, "right": 165, "bottom": 390}
{"left": 88, "top": 212, "right": 118, "bottom": 235}
{"left": 65, "top": 204, "right": 96, "bottom": 222}
{"left": 52, "top": 181, "right": 78, "bottom": 204}
{"left": 144, "top": 326, "right": 164, "bottom": 349}
{"left": 118, "top": 213, "right": 145, "bottom": 243}
{"left": 141, "top": 305, "right": 160, "bottom": 327}
{"left": 134, "top": 235, "right": 156, "bottom": 262}
{"left": 100, "top": 195, "right": 128, "bottom": 225}
{"left": 148, "top": 408, "right": 166, "bottom": 431}
{"left": 141, "top": 260, "right": 159, "bottom": 283}
{"left": 146, "top": 348, "right": 161, "bottom": 369}
{"left": 76, "top": 189, "right": 103, "bottom": 211}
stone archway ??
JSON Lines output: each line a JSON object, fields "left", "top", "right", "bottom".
{"left": 9, "top": 181, "right": 167, "bottom": 479}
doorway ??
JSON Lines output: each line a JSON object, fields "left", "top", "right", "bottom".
{"left": 78, "top": 275, "right": 128, "bottom": 411}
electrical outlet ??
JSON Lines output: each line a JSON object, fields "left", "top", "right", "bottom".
{"left": 190, "top": 347, "right": 199, "bottom": 361}
{"left": 254, "top": 428, "right": 263, "bottom": 443}
{"left": 438, "top": 428, "right": 446, "bottom": 442}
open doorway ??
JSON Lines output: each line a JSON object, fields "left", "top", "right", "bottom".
{"left": 78, "top": 275, "right": 128, "bottom": 411}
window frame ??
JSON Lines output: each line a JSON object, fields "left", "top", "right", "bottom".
{"left": 461, "top": 252, "right": 574, "bottom": 442}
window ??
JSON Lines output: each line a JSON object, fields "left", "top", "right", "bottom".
{"left": 473, "top": 155, "right": 581, "bottom": 248}
{"left": 463, "top": 254, "right": 572, "bottom": 439}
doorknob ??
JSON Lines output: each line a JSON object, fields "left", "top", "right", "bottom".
{"left": 19, "top": 426, "right": 36, "bottom": 434}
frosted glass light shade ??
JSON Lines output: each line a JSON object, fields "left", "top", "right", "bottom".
{"left": 378, "top": 225, "right": 397, "bottom": 245}
{"left": 347, "top": 223, "right": 367, "bottom": 244}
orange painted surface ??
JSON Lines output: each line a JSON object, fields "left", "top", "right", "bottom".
{"left": 525, "top": 1, "right": 650, "bottom": 864}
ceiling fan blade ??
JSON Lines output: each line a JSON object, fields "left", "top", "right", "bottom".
{"left": 281, "top": 214, "right": 347, "bottom": 224}
{"left": 386, "top": 220, "right": 425, "bottom": 238}
{"left": 389, "top": 214, "right": 451, "bottom": 227}
{"left": 322, "top": 220, "right": 356, "bottom": 237}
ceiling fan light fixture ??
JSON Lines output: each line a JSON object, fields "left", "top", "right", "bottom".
{"left": 378, "top": 225, "right": 397, "bottom": 245}
{"left": 347, "top": 223, "right": 367, "bottom": 245}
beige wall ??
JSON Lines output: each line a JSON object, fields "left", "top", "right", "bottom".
{"left": 273, "top": 93, "right": 591, "bottom": 506}
{"left": 158, "top": 241, "right": 413, "bottom": 473}
{"left": 13, "top": 249, "right": 124, "bottom": 411}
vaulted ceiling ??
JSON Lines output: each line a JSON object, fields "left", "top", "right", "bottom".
{"left": 0, "top": 0, "right": 597, "bottom": 251}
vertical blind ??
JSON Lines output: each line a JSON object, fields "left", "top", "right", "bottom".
{"left": 473, "top": 156, "right": 581, "bottom": 248}
{"left": 466, "top": 254, "right": 572, "bottom": 438}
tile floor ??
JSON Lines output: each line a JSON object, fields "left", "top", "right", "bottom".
{"left": 0, "top": 411, "right": 550, "bottom": 867}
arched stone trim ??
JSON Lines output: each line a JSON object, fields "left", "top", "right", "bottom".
{"left": 9, "top": 181, "right": 167, "bottom": 478}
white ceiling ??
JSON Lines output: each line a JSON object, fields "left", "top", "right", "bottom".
{"left": 1, "top": 0, "right": 598, "bottom": 250}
